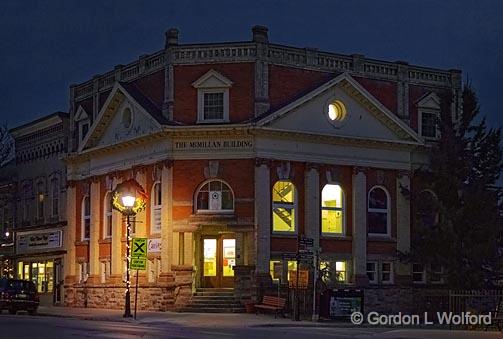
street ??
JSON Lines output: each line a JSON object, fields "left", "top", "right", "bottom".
{"left": 0, "top": 312, "right": 502, "bottom": 339}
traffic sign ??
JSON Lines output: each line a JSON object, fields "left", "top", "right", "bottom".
{"left": 132, "top": 238, "right": 148, "bottom": 258}
{"left": 130, "top": 257, "right": 147, "bottom": 270}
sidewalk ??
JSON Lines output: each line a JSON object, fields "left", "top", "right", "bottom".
{"left": 37, "top": 305, "right": 341, "bottom": 328}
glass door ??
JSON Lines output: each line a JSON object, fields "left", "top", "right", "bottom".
{"left": 201, "top": 235, "right": 236, "bottom": 288}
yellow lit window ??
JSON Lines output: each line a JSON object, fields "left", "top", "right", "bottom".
{"left": 335, "top": 261, "right": 346, "bottom": 282}
{"left": 319, "top": 260, "right": 347, "bottom": 284}
{"left": 287, "top": 261, "right": 297, "bottom": 281}
{"left": 272, "top": 181, "right": 296, "bottom": 232}
{"left": 321, "top": 184, "right": 344, "bottom": 235}
{"left": 269, "top": 260, "right": 281, "bottom": 281}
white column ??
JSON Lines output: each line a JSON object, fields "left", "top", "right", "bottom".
{"left": 135, "top": 171, "right": 147, "bottom": 238}
{"left": 89, "top": 181, "right": 101, "bottom": 277}
{"left": 111, "top": 178, "right": 122, "bottom": 275}
{"left": 304, "top": 167, "right": 320, "bottom": 248}
{"left": 161, "top": 164, "right": 173, "bottom": 272}
{"left": 64, "top": 185, "right": 77, "bottom": 282}
{"left": 352, "top": 168, "right": 368, "bottom": 285}
{"left": 255, "top": 162, "right": 271, "bottom": 273}
{"left": 396, "top": 173, "right": 411, "bottom": 278}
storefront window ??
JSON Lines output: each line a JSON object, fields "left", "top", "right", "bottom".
{"left": 16, "top": 260, "right": 54, "bottom": 293}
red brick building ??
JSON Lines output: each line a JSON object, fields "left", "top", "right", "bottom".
{"left": 63, "top": 26, "right": 461, "bottom": 311}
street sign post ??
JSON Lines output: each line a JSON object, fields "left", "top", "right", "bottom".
{"left": 131, "top": 237, "right": 148, "bottom": 320}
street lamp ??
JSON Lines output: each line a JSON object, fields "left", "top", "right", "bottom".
{"left": 111, "top": 179, "right": 147, "bottom": 318}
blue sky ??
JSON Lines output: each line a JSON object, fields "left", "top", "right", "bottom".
{"left": 0, "top": 0, "right": 502, "bottom": 129}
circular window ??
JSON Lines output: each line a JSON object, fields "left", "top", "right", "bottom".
{"left": 122, "top": 107, "right": 132, "bottom": 129}
{"left": 327, "top": 100, "right": 346, "bottom": 122}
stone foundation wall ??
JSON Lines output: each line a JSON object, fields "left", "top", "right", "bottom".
{"left": 64, "top": 266, "right": 194, "bottom": 311}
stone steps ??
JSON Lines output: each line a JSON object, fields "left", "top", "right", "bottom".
{"left": 180, "top": 288, "right": 245, "bottom": 313}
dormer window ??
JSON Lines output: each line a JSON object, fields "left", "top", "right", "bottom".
{"left": 192, "top": 70, "right": 233, "bottom": 124}
{"left": 204, "top": 92, "right": 224, "bottom": 120}
{"left": 74, "top": 106, "right": 90, "bottom": 143}
{"left": 81, "top": 122, "right": 89, "bottom": 141}
{"left": 417, "top": 92, "right": 440, "bottom": 140}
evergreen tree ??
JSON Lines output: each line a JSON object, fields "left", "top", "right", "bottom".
{"left": 410, "top": 85, "right": 503, "bottom": 289}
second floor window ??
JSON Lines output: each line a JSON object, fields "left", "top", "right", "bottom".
{"left": 82, "top": 196, "right": 90, "bottom": 240}
{"left": 151, "top": 182, "right": 162, "bottom": 233}
{"left": 272, "top": 180, "right": 296, "bottom": 233}
{"left": 51, "top": 178, "right": 59, "bottom": 217}
{"left": 103, "top": 192, "right": 112, "bottom": 239}
{"left": 321, "top": 184, "right": 345, "bottom": 235}
{"left": 37, "top": 182, "right": 44, "bottom": 220}
{"left": 368, "top": 186, "right": 390, "bottom": 236}
{"left": 196, "top": 180, "right": 234, "bottom": 213}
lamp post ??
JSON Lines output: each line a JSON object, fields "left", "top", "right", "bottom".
{"left": 111, "top": 179, "right": 147, "bottom": 318}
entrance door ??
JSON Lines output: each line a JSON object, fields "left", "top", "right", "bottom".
{"left": 202, "top": 235, "right": 236, "bottom": 288}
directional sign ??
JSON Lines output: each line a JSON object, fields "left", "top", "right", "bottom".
{"left": 132, "top": 238, "right": 147, "bottom": 258}
{"left": 299, "top": 237, "right": 314, "bottom": 246}
{"left": 130, "top": 257, "right": 146, "bottom": 270}
{"left": 282, "top": 253, "right": 297, "bottom": 261}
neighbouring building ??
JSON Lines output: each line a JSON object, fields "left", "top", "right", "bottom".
{"left": 62, "top": 26, "right": 462, "bottom": 311}
{"left": 1, "top": 112, "right": 70, "bottom": 305}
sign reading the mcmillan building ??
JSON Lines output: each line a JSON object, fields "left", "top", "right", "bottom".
{"left": 174, "top": 138, "right": 253, "bottom": 151}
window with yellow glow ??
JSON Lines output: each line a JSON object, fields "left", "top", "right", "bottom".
{"left": 287, "top": 261, "right": 297, "bottom": 281}
{"left": 321, "top": 184, "right": 344, "bottom": 235}
{"left": 203, "top": 239, "right": 217, "bottom": 277}
{"left": 272, "top": 181, "right": 296, "bottom": 233}
{"left": 269, "top": 260, "right": 281, "bottom": 282}
{"left": 320, "top": 260, "right": 347, "bottom": 284}
{"left": 222, "top": 239, "right": 235, "bottom": 277}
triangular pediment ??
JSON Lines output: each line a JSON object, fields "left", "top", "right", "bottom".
{"left": 417, "top": 92, "right": 440, "bottom": 110}
{"left": 74, "top": 106, "right": 89, "bottom": 122}
{"left": 78, "top": 83, "right": 163, "bottom": 152}
{"left": 192, "top": 69, "right": 233, "bottom": 88}
{"left": 257, "top": 73, "right": 423, "bottom": 144}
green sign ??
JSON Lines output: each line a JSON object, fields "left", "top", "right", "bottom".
{"left": 130, "top": 257, "right": 147, "bottom": 270}
{"left": 132, "top": 238, "right": 147, "bottom": 258}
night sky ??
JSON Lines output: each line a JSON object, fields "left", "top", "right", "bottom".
{"left": 1, "top": 0, "right": 502, "bottom": 130}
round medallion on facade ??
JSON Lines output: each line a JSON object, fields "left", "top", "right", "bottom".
{"left": 122, "top": 107, "right": 133, "bottom": 129}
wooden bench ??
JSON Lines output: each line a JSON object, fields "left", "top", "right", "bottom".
{"left": 254, "top": 296, "right": 286, "bottom": 318}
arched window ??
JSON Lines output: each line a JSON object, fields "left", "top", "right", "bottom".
{"left": 272, "top": 180, "right": 297, "bottom": 233}
{"left": 416, "top": 190, "right": 438, "bottom": 228}
{"left": 51, "top": 178, "right": 59, "bottom": 217}
{"left": 321, "top": 184, "right": 345, "bottom": 235}
{"left": 103, "top": 192, "right": 112, "bottom": 239}
{"left": 367, "top": 186, "right": 390, "bottom": 235}
{"left": 36, "top": 181, "right": 45, "bottom": 220}
{"left": 196, "top": 180, "right": 234, "bottom": 212}
{"left": 151, "top": 182, "right": 162, "bottom": 233}
{"left": 82, "top": 196, "right": 91, "bottom": 240}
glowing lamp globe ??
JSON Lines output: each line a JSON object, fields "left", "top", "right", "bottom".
{"left": 111, "top": 179, "right": 147, "bottom": 216}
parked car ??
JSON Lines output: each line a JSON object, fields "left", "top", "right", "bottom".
{"left": 0, "top": 278, "right": 39, "bottom": 315}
